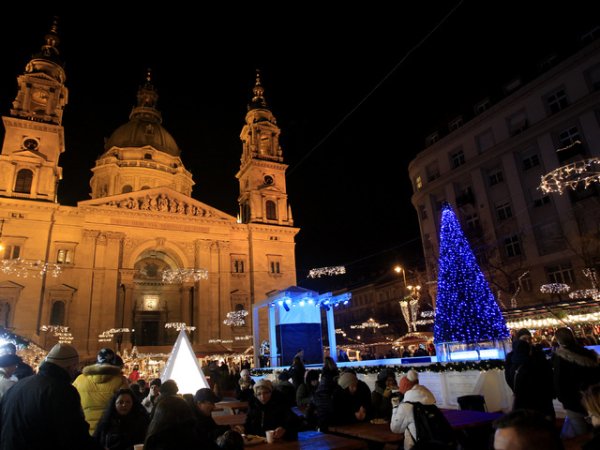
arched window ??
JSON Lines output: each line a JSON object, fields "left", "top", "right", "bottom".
{"left": 14, "top": 169, "right": 33, "bottom": 193}
{"left": 266, "top": 200, "right": 277, "bottom": 220}
{"left": 50, "top": 301, "right": 65, "bottom": 326}
{"left": 235, "top": 303, "right": 245, "bottom": 311}
{"left": 122, "top": 185, "right": 133, "bottom": 193}
{"left": 141, "top": 185, "right": 151, "bottom": 190}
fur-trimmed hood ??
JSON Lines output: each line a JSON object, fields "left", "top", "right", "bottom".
{"left": 554, "top": 346, "right": 599, "bottom": 368}
{"left": 81, "top": 363, "right": 122, "bottom": 380}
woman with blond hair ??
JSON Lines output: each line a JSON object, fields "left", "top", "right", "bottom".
{"left": 581, "top": 384, "right": 600, "bottom": 449}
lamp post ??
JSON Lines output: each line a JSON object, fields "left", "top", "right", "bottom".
{"left": 394, "top": 265, "right": 407, "bottom": 287}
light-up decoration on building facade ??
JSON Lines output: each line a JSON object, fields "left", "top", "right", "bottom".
{"left": 165, "top": 322, "right": 196, "bottom": 332}
{"left": 539, "top": 283, "right": 570, "bottom": 294}
{"left": 569, "top": 289, "right": 599, "bottom": 299}
{"left": 223, "top": 310, "right": 248, "bottom": 327}
{"left": 307, "top": 266, "right": 346, "bottom": 278}
{"left": 507, "top": 310, "right": 600, "bottom": 329}
{"left": 539, "top": 141, "right": 600, "bottom": 194}
{"left": 350, "top": 318, "right": 388, "bottom": 333}
{"left": 161, "top": 268, "right": 208, "bottom": 283}
{"left": 0, "top": 258, "right": 62, "bottom": 278}
{"left": 41, "top": 325, "right": 73, "bottom": 344}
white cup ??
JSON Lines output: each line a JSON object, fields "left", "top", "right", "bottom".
{"left": 265, "top": 430, "right": 275, "bottom": 444}
{"left": 133, "top": 444, "right": 144, "bottom": 450}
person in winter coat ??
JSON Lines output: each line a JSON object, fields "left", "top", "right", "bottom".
{"left": 505, "top": 328, "right": 536, "bottom": 389}
{"left": 235, "top": 369, "right": 254, "bottom": 402}
{"left": 390, "top": 369, "right": 437, "bottom": 450}
{"left": 506, "top": 339, "right": 555, "bottom": 420}
{"left": 144, "top": 395, "right": 203, "bottom": 450}
{"left": 141, "top": 378, "right": 162, "bottom": 414}
{"left": 331, "top": 371, "right": 372, "bottom": 425}
{"left": 192, "top": 388, "right": 229, "bottom": 447}
{"left": 93, "top": 388, "right": 149, "bottom": 450}
{"left": 0, "top": 347, "right": 20, "bottom": 400}
{"left": 313, "top": 356, "right": 339, "bottom": 430}
{"left": 288, "top": 356, "right": 305, "bottom": 389}
{"left": 296, "top": 369, "right": 320, "bottom": 409}
{"left": 552, "top": 327, "right": 600, "bottom": 439}
{"left": 581, "top": 383, "right": 600, "bottom": 450}
{"left": 73, "top": 348, "right": 130, "bottom": 435}
{"left": 0, "top": 343, "right": 101, "bottom": 450}
{"left": 243, "top": 379, "right": 298, "bottom": 441}
{"left": 371, "top": 368, "right": 399, "bottom": 420}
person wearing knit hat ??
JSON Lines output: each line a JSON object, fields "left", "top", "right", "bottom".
{"left": 73, "top": 347, "right": 129, "bottom": 435}
{"left": 236, "top": 368, "right": 255, "bottom": 402}
{"left": 243, "top": 378, "right": 298, "bottom": 441}
{"left": 372, "top": 369, "right": 398, "bottom": 420}
{"left": 0, "top": 345, "right": 21, "bottom": 400}
{"left": 333, "top": 370, "right": 372, "bottom": 425}
{"left": 391, "top": 369, "right": 437, "bottom": 450}
{"left": 0, "top": 343, "right": 100, "bottom": 449}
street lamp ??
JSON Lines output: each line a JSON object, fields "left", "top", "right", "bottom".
{"left": 394, "top": 265, "right": 407, "bottom": 287}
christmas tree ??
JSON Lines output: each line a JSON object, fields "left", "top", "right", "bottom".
{"left": 434, "top": 203, "right": 509, "bottom": 344}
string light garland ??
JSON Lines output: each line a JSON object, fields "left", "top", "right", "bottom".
{"left": 307, "top": 266, "right": 346, "bottom": 278}
{"left": 234, "top": 335, "right": 252, "bottom": 341}
{"left": 540, "top": 283, "right": 570, "bottom": 294}
{"left": 350, "top": 318, "right": 389, "bottom": 333}
{"left": 569, "top": 289, "right": 599, "bottom": 299}
{"left": 250, "top": 359, "right": 505, "bottom": 377}
{"left": 164, "top": 322, "right": 196, "bottom": 332}
{"left": 539, "top": 144, "right": 600, "bottom": 195}
{"left": 0, "top": 259, "right": 62, "bottom": 278}
{"left": 161, "top": 268, "right": 208, "bottom": 283}
{"left": 223, "top": 310, "right": 248, "bottom": 327}
{"left": 434, "top": 204, "right": 509, "bottom": 343}
{"left": 208, "top": 339, "right": 233, "bottom": 344}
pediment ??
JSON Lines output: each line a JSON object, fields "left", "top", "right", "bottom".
{"left": 0, "top": 280, "right": 25, "bottom": 290}
{"left": 47, "top": 284, "right": 77, "bottom": 294}
{"left": 78, "top": 187, "right": 236, "bottom": 221}
{"left": 11, "top": 149, "right": 48, "bottom": 161}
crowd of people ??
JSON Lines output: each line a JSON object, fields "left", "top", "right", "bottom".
{"left": 1, "top": 327, "right": 600, "bottom": 449}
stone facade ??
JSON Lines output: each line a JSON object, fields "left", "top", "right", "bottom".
{"left": 0, "top": 30, "right": 298, "bottom": 357}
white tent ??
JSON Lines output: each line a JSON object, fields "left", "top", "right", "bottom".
{"left": 161, "top": 329, "right": 209, "bottom": 394}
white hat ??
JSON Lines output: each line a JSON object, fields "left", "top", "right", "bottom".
{"left": 45, "top": 343, "right": 79, "bottom": 369}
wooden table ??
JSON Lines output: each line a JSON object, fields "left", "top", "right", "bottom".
{"left": 328, "top": 422, "right": 402, "bottom": 444}
{"left": 214, "top": 413, "right": 247, "bottom": 426}
{"left": 328, "top": 408, "right": 503, "bottom": 445}
{"left": 441, "top": 409, "right": 503, "bottom": 429}
{"left": 250, "top": 430, "right": 367, "bottom": 449}
{"left": 563, "top": 432, "right": 593, "bottom": 450}
{"left": 216, "top": 400, "right": 249, "bottom": 412}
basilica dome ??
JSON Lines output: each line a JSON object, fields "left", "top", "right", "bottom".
{"left": 105, "top": 118, "right": 180, "bottom": 156}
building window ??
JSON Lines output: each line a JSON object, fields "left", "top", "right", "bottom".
{"left": 418, "top": 205, "right": 428, "bottom": 220}
{"left": 49, "top": 301, "right": 65, "bottom": 326}
{"left": 584, "top": 63, "right": 600, "bottom": 91}
{"left": 414, "top": 176, "right": 423, "bottom": 191}
{"left": 522, "top": 154, "right": 540, "bottom": 171}
{"left": 533, "top": 194, "right": 551, "bottom": 208}
{"left": 450, "top": 149, "right": 465, "bottom": 169}
{"left": 476, "top": 129, "right": 495, "bottom": 153}
{"left": 495, "top": 201, "right": 513, "bottom": 221}
{"left": 233, "top": 259, "right": 245, "bottom": 273}
{"left": 426, "top": 163, "right": 440, "bottom": 182}
{"left": 266, "top": 200, "right": 277, "bottom": 220}
{"left": 504, "top": 235, "right": 522, "bottom": 258}
{"left": 425, "top": 132, "right": 439, "bottom": 147}
{"left": 474, "top": 98, "right": 490, "bottom": 115}
{"left": 556, "top": 126, "right": 584, "bottom": 162}
{"left": 14, "top": 169, "right": 33, "bottom": 194}
{"left": 546, "top": 88, "right": 568, "bottom": 114}
{"left": 270, "top": 261, "right": 280, "bottom": 274}
{"left": 144, "top": 153, "right": 152, "bottom": 160}
{"left": 464, "top": 213, "right": 480, "bottom": 229}
{"left": 448, "top": 116, "right": 463, "bottom": 132}
{"left": 507, "top": 110, "right": 528, "bottom": 136}
{"left": 509, "top": 273, "right": 532, "bottom": 293}
{"left": 546, "top": 263, "right": 575, "bottom": 284}
{"left": 488, "top": 168, "right": 504, "bottom": 186}
{"left": 1, "top": 245, "right": 21, "bottom": 260}
{"left": 57, "top": 249, "right": 73, "bottom": 264}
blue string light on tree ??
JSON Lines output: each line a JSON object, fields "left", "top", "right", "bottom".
{"left": 434, "top": 203, "right": 509, "bottom": 360}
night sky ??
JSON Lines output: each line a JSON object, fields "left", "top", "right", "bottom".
{"left": 0, "top": 3, "right": 597, "bottom": 289}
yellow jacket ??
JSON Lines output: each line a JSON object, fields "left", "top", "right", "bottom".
{"left": 72, "top": 363, "right": 129, "bottom": 435}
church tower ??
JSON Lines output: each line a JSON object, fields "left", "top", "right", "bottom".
{"left": 0, "top": 19, "right": 68, "bottom": 201}
{"left": 237, "top": 72, "right": 293, "bottom": 226}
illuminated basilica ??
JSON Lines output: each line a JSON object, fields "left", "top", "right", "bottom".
{"left": 0, "top": 25, "right": 298, "bottom": 357}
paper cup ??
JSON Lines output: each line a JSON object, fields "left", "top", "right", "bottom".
{"left": 133, "top": 444, "right": 144, "bottom": 450}
{"left": 265, "top": 430, "right": 275, "bottom": 444}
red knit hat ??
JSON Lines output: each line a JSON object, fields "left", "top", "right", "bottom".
{"left": 399, "top": 369, "right": 418, "bottom": 394}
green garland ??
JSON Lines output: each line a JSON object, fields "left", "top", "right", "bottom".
{"left": 251, "top": 359, "right": 505, "bottom": 376}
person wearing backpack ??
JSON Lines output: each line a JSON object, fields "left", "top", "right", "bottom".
{"left": 390, "top": 369, "right": 436, "bottom": 449}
